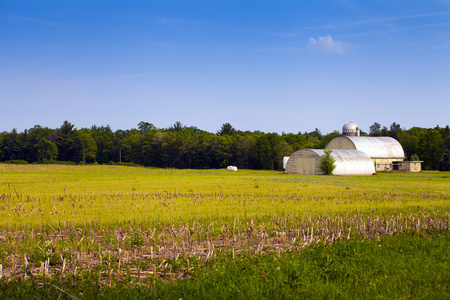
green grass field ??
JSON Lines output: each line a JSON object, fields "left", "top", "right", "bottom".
{"left": 0, "top": 164, "right": 449, "bottom": 299}
{"left": 1, "top": 164, "right": 448, "bottom": 225}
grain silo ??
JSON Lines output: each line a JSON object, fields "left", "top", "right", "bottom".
{"left": 284, "top": 149, "right": 375, "bottom": 175}
{"left": 325, "top": 136, "right": 404, "bottom": 171}
{"left": 342, "top": 121, "right": 360, "bottom": 136}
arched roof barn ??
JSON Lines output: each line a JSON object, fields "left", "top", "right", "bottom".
{"left": 325, "top": 136, "right": 404, "bottom": 159}
{"left": 285, "top": 149, "right": 375, "bottom": 175}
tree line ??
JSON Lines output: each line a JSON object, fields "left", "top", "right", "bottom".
{"left": 0, "top": 121, "right": 449, "bottom": 170}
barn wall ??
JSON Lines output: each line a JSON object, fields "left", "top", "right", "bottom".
{"left": 325, "top": 137, "right": 356, "bottom": 150}
{"left": 409, "top": 162, "right": 422, "bottom": 172}
{"left": 396, "top": 161, "right": 422, "bottom": 172}
{"left": 285, "top": 150, "right": 322, "bottom": 175}
{"left": 373, "top": 158, "right": 404, "bottom": 171}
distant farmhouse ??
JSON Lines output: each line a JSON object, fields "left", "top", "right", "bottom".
{"left": 285, "top": 122, "right": 422, "bottom": 175}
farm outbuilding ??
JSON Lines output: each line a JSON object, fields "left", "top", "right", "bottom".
{"left": 284, "top": 149, "right": 375, "bottom": 175}
{"left": 285, "top": 122, "right": 419, "bottom": 175}
{"left": 393, "top": 161, "right": 423, "bottom": 172}
{"left": 325, "top": 136, "right": 405, "bottom": 172}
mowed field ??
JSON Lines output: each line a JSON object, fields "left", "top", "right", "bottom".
{"left": 1, "top": 164, "right": 449, "bottom": 224}
{"left": 0, "top": 164, "right": 449, "bottom": 299}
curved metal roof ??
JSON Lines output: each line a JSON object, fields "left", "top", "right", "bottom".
{"left": 308, "top": 149, "right": 375, "bottom": 175}
{"left": 326, "top": 136, "right": 405, "bottom": 159}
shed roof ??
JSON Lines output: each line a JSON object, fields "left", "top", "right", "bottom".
{"left": 325, "top": 136, "right": 404, "bottom": 159}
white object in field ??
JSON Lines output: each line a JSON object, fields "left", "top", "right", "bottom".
{"left": 227, "top": 166, "right": 238, "bottom": 171}
{"left": 283, "top": 156, "right": 290, "bottom": 170}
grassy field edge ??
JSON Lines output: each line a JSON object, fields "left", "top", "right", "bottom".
{"left": 0, "top": 229, "right": 448, "bottom": 299}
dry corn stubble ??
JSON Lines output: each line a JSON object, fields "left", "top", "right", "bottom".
{"left": 0, "top": 164, "right": 448, "bottom": 283}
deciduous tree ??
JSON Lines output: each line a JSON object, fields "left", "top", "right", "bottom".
{"left": 37, "top": 138, "right": 58, "bottom": 161}
{"left": 369, "top": 122, "right": 381, "bottom": 136}
{"left": 389, "top": 122, "right": 402, "bottom": 139}
{"left": 138, "top": 121, "right": 155, "bottom": 134}
{"left": 78, "top": 132, "right": 97, "bottom": 163}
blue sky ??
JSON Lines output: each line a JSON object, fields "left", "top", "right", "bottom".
{"left": 1, "top": 0, "right": 449, "bottom": 134}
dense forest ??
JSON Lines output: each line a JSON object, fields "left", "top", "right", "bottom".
{"left": 0, "top": 121, "right": 449, "bottom": 170}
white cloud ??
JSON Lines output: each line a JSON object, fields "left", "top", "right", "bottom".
{"left": 307, "top": 35, "right": 348, "bottom": 54}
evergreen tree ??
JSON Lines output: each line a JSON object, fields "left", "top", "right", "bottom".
{"left": 217, "top": 123, "right": 237, "bottom": 136}
{"left": 169, "top": 121, "right": 186, "bottom": 132}
{"left": 55, "top": 121, "right": 80, "bottom": 162}
{"left": 438, "top": 149, "right": 450, "bottom": 171}
{"left": 320, "top": 150, "right": 336, "bottom": 175}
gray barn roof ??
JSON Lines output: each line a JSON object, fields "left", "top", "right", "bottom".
{"left": 325, "top": 136, "right": 405, "bottom": 159}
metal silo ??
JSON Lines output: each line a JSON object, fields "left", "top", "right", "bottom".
{"left": 342, "top": 121, "right": 360, "bottom": 136}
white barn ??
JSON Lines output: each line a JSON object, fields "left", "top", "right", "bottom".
{"left": 284, "top": 149, "right": 375, "bottom": 175}
{"left": 325, "top": 136, "right": 405, "bottom": 172}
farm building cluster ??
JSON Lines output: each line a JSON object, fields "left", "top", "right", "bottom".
{"left": 284, "top": 122, "right": 422, "bottom": 175}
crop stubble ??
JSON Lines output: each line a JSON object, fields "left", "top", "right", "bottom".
{"left": 0, "top": 164, "right": 448, "bottom": 286}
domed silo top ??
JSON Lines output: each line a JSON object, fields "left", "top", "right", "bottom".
{"left": 342, "top": 121, "right": 360, "bottom": 136}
